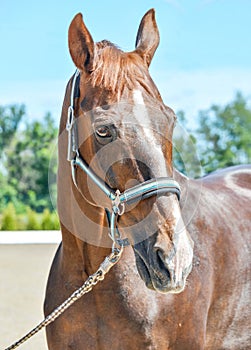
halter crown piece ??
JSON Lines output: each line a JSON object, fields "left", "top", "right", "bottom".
{"left": 66, "top": 70, "right": 181, "bottom": 249}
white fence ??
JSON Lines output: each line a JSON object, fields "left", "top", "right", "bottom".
{"left": 0, "top": 230, "right": 61, "bottom": 244}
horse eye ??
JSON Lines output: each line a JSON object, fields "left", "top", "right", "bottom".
{"left": 95, "top": 125, "right": 116, "bottom": 145}
{"left": 96, "top": 126, "right": 112, "bottom": 138}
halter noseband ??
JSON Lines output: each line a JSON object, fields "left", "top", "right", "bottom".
{"left": 66, "top": 70, "right": 181, "bottom": 248}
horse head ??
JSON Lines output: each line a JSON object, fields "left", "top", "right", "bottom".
{"left": 66, "top": 9, "right": 194, "bottom": 294}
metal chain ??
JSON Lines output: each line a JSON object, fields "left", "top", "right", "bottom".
{"left": 4, "top": 247, "right": 123, "bottom": 350}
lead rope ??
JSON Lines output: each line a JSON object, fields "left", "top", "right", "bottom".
{"left": 4, "top": 247, "right": 123, "bottom": 350}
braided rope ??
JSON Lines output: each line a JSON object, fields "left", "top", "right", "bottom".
{"left": 4, "top": 248, "right": 123, "bottom": 350}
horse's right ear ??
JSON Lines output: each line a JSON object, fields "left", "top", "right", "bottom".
{"left": 68, "top": 13, "right": 94, "bottom": 72}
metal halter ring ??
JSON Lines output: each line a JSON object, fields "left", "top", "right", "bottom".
{"left": 112, "top": 190, "right": 125, "bottom": 216}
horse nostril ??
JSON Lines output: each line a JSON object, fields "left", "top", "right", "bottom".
{"left": 155, "top": 249, "right": 171, "bottom": 279}
{"left": 155, "top": 249, "right": 166, "bottom": 267}
{"left": 156, "top": 241, "right": 176, "bottom": 259}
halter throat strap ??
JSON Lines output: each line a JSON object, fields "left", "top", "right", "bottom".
{"left": 66, "top": 70, "right": 181, "bottom": 248}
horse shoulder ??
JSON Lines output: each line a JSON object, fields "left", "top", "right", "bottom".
{"left": 188, "top": 165, "right": 251, "bottom": 349}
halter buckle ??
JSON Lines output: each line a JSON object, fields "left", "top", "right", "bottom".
{"left": 66, "top": 106, "right": 74, "bottom": 131}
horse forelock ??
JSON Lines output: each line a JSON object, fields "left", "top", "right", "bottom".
{"left": 88, "top": 40, "right": 159, "bottom": 99}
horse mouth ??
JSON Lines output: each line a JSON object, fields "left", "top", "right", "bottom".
{"left": 134, "top": 250, "right": 187, "bottom": 294}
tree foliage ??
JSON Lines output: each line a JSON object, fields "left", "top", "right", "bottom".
{"left": 0, "top": 104, "right": 25, "bottom": 158}
{"left": 5, "top": 112, "right": 57, "bottom": 212}
{"left": 174, "top": 92, "right": 251, "bottom": 176}
{"left": 196, "top": 92, "right": 251, "bottom": 174}
{"left": 173, "top": 111, "right": 202, "bottom": 178}
{"left": 0, "top": 105, "right": 58, "bottom": 215}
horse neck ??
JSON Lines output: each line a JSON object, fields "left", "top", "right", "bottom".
{"left": 60, "top": 225, "right": 112, "bottom": 276}
{"left": 58, "top": 168, "right": 112, "bottom": 275}
{"left": 58, "top": 77, "right": 112, "bottom": 275}
{"left": 58, "top": 189, "right": 112, "bottom": 276}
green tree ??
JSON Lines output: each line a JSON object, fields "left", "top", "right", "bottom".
{"left": 173, "top": 111, "right": 202, "bottom": 178}
{"left": 196, "top": 92, "right": 251, "bottom": 174}
{"left": 0, "top": 104, "right": 25, "bottom": 211}
{"left": 0, "top": 104, "right": 25, "bottom": 157}
{"left": 5, "top": 112, "right": 58, "bottom": 212}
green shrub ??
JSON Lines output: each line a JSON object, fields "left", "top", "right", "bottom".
{"left": 50, "top": 211, "right": 60, "bottom": 230}
{"left": 16, "top": 213, "right": 26, "bottom": 230}
{"left": 1, "top": 203, "right": 18, "bottom": 230}
{"left": 0, "top": 202, "right": 60, "bottom": 230}
{"left": 41, "top": 209, "right": 60, "bottom": 230}
{"left": 26, "top": 207, "right": 41, "bottom": 230}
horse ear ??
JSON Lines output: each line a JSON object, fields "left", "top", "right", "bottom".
{"left": 135, "top": 9, "right": 160, "bottom": 67}
{"left": 68, "top": 13, "right": 94, "bottom": 72}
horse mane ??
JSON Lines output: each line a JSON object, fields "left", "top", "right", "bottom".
{"left": 89, "top": 40, "right": 153, "bottom": 97}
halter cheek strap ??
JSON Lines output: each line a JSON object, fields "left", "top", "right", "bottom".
{"left": 66, "top": 69, "right": 181, "bottom": 249}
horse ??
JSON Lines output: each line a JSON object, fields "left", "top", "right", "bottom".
{"left": 44, "top": 9, "right": 251, "bottom": 349}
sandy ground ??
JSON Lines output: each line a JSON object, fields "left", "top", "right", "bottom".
{"left": 0, "top": 244, "right": 59, "bottom": 350}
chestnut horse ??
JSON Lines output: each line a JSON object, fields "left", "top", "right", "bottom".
{"left": 44, "top": 9, "right": 251, "bottom": 349}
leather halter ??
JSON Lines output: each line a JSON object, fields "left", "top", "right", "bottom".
{"left": 66, "top": 70, "right": 181, "bottom": 248}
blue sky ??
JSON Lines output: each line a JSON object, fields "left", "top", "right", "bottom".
{"left": 1, "top": 0, "right": 251, "bottom": 124}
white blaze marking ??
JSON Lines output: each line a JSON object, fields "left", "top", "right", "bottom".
{"left": 132, "top": 89, "right": 167, "bottom": 176}
{"left": 133, "top": 89, "right": 145, "bottom": 108}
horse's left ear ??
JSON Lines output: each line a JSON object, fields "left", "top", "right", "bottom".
{"left": 68, "top": 13, "right": 94, "bottom": 72}
{"left": 135, "top": 9, "right": 160, "bottom": 67}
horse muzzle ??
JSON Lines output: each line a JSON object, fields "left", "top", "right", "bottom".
{"left": 132, "top": 208, "right": 194, "bottom": 294}
{"left": 134, "top": 243, "right": 193, "bottom": 293}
